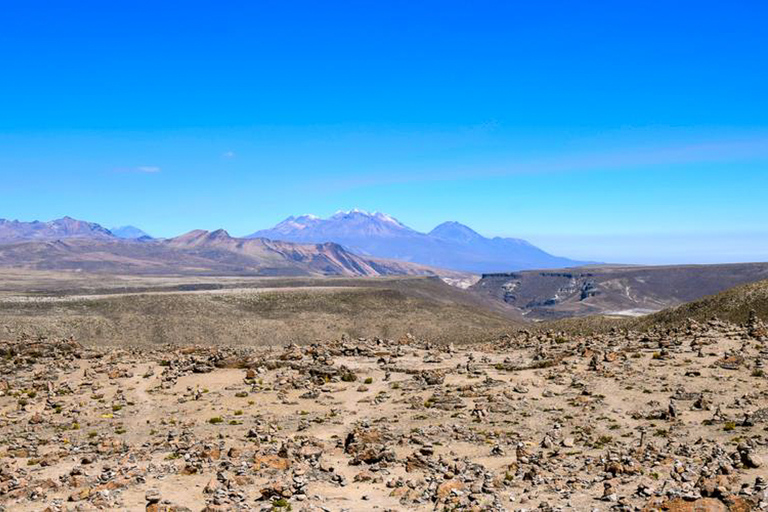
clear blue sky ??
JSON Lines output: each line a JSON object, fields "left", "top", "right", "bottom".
{"left": 1, "top": 1, "right": 767, "bottom": 264}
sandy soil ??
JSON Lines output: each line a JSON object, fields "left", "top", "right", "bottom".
{"left": 0, "top": 317, "right": 766, "bottom": 511}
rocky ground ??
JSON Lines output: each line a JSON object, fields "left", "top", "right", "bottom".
{"left": 0, "top": 316, "right": 767, "bottom": 511}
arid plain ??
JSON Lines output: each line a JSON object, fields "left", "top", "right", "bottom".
{"left": 1, "top": 268, "right": 767, "bottom": 512}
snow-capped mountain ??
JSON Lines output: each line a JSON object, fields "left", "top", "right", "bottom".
{"left": 248, "top": 210, "right": 586, "bottom": 273}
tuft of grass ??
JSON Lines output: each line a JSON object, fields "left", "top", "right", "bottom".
{"left": 593, "top": 435, "right": 613, "bottom": 448}
{"left": 272, "top": 497, "right": 291, "bottom": 510}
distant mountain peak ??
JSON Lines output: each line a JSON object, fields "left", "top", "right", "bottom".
{"left": 332, "top": 208, "right": 368, "bottom": 217}
{"left": 111, "top": 225, "right": 152, "bottom": 240}
{"left": 208, "top": 229, "right": 232, "bottom": 240}
{"left": 330, "top": 209, "right": 406, "bottom": 226}
{"left": 247, "top": 210, "right": 585, "bottom": 272}
{"left": 0, "top": 216, "right": 114, "bottom": 242}
{"left": 429, "top": 221, "right": 484, "bottom": 243}
{"left": 274, "top": 214, "right": 322, "bottom": 232}
{"left": 253, "top": 210, "right": 414, "bottom": 243}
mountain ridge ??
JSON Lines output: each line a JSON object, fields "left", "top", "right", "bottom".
{"left": 248, "top": 210, "right": 585, "bottom": 273}
{"left": 0, "top": 226, "right": 456, "bottom": 278}
{"left": 0, "top": 216, "right": 114, "bottom": 242}
{"left": 0, "top": 213, "right": 586, "bottom": 274}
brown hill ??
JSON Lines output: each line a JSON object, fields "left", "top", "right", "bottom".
{"left": 634, "top": 277, "right": 768, "bottom": 329}
{"left": 0, "top": 273, "right": 517, "bottom": 346}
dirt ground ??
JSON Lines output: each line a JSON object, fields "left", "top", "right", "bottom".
{"left": 0, "top": 315, "right": 766, "bottom": 511}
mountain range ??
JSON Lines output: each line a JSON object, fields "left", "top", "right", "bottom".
{"left": 3, "top": 216, "right": 768, "bottom": 321}
{"left": 0, "top": 228, "right": 445, "bottom": 277}
{"left": 0, "top": 216, "right": 113, "bottom": 242}
{"left": 0, "top": 212, "right": 585, "bottom": 273}
{"left": 248, "top": 209, "right": 585, "bottom": 273}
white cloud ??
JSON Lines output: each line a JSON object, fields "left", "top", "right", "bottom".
{"left": 222, "top": 151, "right": 235, "bottom": 159}
{"left": 136, "top": 166, "right": 161, "bottom": 173}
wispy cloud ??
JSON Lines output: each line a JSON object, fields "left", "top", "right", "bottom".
{"left": 136, "top": 166, "right": 161, "bottom": 173}
{"left": 113, "top": 166, "right": 161, "bottom": 174}
{"left": 222, "top": 151, "right": 235, "bottom": 159}
{"left": 320, "top": 135, "right": 768, "bottom": 191}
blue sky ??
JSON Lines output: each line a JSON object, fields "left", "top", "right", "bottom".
{"left": 1, "top": 1, "right": 767, "bottom": 264}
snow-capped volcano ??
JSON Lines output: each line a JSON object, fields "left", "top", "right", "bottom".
{"left": 269, "top": 215, "right": 323, "bottom": 234}
{"left": 247, "top": 211, "right": 585, "bottom": 273}
{"left": 330, "top": 209, "right": 406, "bottom": 227}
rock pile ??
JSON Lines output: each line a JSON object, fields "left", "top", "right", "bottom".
{"left": 0, "top": 322, "right": 765, "bottom": 510}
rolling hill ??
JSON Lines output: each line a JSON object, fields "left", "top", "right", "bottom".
{"left": 0, "top": 273, "right": 519, "bottom": 346}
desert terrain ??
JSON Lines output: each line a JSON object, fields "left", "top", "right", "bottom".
{"left": 0, "top": 269, "right": 767, "bottom": 512}
{"left": 4, "top": 1, "right": 766, "bottom": 510}
{"left": 0, "top": 225, "right": 766, "bottom": 512}
{"left": 0, "top": 271, "right": 511, "bottom": 348}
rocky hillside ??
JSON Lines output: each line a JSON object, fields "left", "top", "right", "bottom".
{"left": 636, "top": 277, "right": 768, "bottom": 329}
{"left": 472, "top": 262, "right": 768, "bottom": 320}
